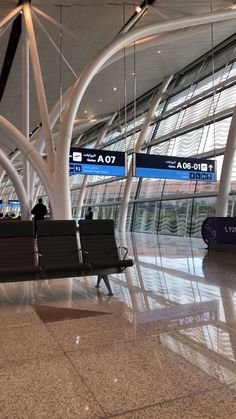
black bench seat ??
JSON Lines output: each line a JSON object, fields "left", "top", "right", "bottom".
{"left": 0, "top": 221, "right": 41, "bottom": 282}
{"left": 78, "top": 219, "right": 134, "bottom": 294}
{"left": 37, "top": 220, "right": 91, "bottom": 279}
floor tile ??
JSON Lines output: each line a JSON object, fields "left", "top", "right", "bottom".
{"left": 0, "top": 307, "right": 42, "bottom": 328}
{"left": 68, "top": 338, "right": 222, "bottom": 415}
{"left": 47, "top": 313, "right": 134, "bottom": 352}
{"left": 0, "top": 355, "right": 105, "bottom": 418}
{"left": 0, "top": 323, "right": 63, "bottom": 367}
{"left": 112, "top": 387, "right": 236, "bottom": 418}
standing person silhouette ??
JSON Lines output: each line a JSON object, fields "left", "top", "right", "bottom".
{"left": 31, "top": 198, "right": 47, "bottom": 237}
{"left": 85, "top": 207, "right": 93, "bottom": 220}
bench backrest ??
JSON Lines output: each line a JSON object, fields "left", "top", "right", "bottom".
{"left": 78, "top": 219, "right": 120, "bottom": 266}
{"left": 79, "top": 220, "right": 122, "bottom": 273}
{"left": 0, "top": 221, "right": 36, "bottom": 272}
{"left": 37, "top": 220, "right": 80, "bottom": 269}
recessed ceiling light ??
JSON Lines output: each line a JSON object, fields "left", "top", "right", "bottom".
{"left": 113, "top": 87, "right": 117, "bottom": 91}
{"left": 157, "top": 50, "right": 162, "bottom": 54}
{"left": 84, "top": 110, "right": 88, "bottom": 114}
{"left": 132, "top": 72, "right": 135, "bottom": 76}
{"left": 135, "top": 6, "right": 142, "bottom": 13}
{"left": 98, "top": 98, "right": 102, "bottom": 102}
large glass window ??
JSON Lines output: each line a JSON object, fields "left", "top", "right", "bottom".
{"left": 126, "top": 203, "right": 134, "bottom": 232}
{"left": 191, "top": 197, "right": 216, "bottom": 237}
{"left": 100, "top": 205, "right": 120, "bottom": 228}
{"left": 90, "top": 184, "right": 106, "bottom": 204}
{"left": 133, "top": 201, "right": 157, "bottom": 233}
{"left": 139, "top": 178, "right": 164, "bottom": 199}
{"left": 158, "top": 199, "right": 192, "bottom": 236}
{"left": 163, "top": 180, "right": 195, "bottom": 196}
{"left": 166, "top": 86, "right": 195, "bottom": 111}
{"left": 103, "top": 181, "right": 121, "bottom": 202}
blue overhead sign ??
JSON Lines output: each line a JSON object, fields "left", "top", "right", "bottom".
{"left": 69, "top": 147, "right": 126, "bottom": 177}
{"left": 134, "top": 153, "right": 216, "bottom": 181}
{"left": 8, "top": 199, "right": 20, "bottom": 207}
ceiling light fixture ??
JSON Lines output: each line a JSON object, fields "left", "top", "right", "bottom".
{"left": 84, "top": 110, "right": 88, "bottom": 114}
{"left": 157, "top": 50, "right": 161, "bottom": 54}
{"left": 98, "top": 98, "right": 102, "bottom": 102}
{"left": 113, "top": 87, "right": 117, "bottom": 91}
{"left": 135, "top": 6, "right": 142, "bottom": 13}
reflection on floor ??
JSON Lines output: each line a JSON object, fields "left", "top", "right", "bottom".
{"left": 1, "top": 233, "right": 236, "bottom": 417}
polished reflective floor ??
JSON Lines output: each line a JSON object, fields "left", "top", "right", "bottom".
{"left": 1, "top": 233, "right": 236, "bottom": 418}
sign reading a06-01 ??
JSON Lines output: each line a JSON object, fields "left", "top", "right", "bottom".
{"left": 69, "top": 147, "right": 127, "bottom": 177}
{"left": 134, "top": 153, "right": 216, "bottom": 182}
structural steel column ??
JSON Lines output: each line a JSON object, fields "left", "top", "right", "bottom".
{"left": 119, "top": 75, "right": 173, "bottom": 232}
{"left": 22, "top": 21, "right": 31, "bottom": 219}
{"left": 23, "top": 3, "right": 55, "bottom": 172}
{"left": 0, "top": 6, "right": 22, "bottom": 31}
{"left": 216, "top": 105, "right": 236, "bottom": 216}
{"left": 0, "top": 115, "right": 53, "bottom": 205}
{"left": 29, "top": 87, "right": 73, "bottom": 208}
{"left": 0, "top": 149, "right": 28, "bottom": 219}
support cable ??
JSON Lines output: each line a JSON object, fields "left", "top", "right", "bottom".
{"left": 32, "top": 11, "right": 77, "bottom": 79}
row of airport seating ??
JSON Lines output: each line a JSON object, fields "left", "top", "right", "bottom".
{"left": 0, "top": 219, "right": 133, "bottom": 294}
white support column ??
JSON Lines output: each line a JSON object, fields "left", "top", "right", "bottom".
{"left": 33, "top": 182, "right": 41, "bottom": 205}
{"left": 34, "top": 88, "right": 73, "bottom": 155}
{"left": 0, "top": 84, "right": 72, "bottom": 213}
{"left": 0, "top": 150, "right": 29, "bottom": 220}
{"left": 23, "top": 3, "right": 55, "bottom": 172}
{"left": 22, "top": 20, "right": 31, "bottom": 219}
{"left": 76, "top": 113, "right": 117, "bottom": 218}
{"left": 0, "top": 167, "right": 5, "bottom": 183}
{"left": 0, "top": 6, "right": 22, "bottom": 31}
{"left": 119, "top": 75, "right": 173, "bottom": 232}
{"left": 0, "top": 116, "right": 54, "bottom": 212}
{"left": 216, "top": 105, "right": 236, "bottom": 216}
{"left": 29, "top": 87, "right": 73, "bottom": 211}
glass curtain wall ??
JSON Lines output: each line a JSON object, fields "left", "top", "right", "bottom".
{"left": 69, "top": 36, "right": 236, "bottom": 237}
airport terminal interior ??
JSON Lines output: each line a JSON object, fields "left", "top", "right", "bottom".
{"left": 1, "top": 0, "right": 236, "bottom": 417}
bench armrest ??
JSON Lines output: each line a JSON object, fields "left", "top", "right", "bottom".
{"left": 117, "top": 246, "right": 128, "bottom": 260}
